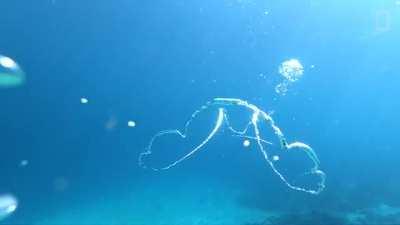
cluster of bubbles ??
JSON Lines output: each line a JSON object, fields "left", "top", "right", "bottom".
{"left": 0, "top": 55, "right": 25, "bottom": 88}
{"left": 275, "top": 59, "right": 304, "bottom": 95}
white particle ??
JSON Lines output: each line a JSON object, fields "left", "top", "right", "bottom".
{"left": 80, "top": 98, "right": 88, "bottom": 104}
{"left": 128, "top": 120, "right": 136, "bottom": 127}
{"left": 243, "top": 139, "right": 250, "bottom": 147}
{"left": 272, "top": 155, "right": 280, "bottom": 161}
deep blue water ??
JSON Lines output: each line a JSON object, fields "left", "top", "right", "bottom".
{"left": 1, "top": 0, "right": 400, "bottom": 224}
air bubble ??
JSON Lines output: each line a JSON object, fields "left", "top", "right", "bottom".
{"left": 19, "top": 160, "right": 28, "bottom": 167}
{"left": 275, "top": 82, "right": 289, "bottom": 96}
{"left": 128, "top": 121, "right": 136, "bottom": 127}
{"left": 278, "top": 59, "right": 304, "bottom": 82}
{"left": 80, "top": 98, "right": 88, "bottom": 104}
{"left": 243, "top": 139, "right": 251, "bottom": 147}
{"left": 0, "top": 194, "right": 17, "bottom": 221}
{"left": 275, "top": 59, "right": 304, "bottom": 95}
{"left": 0, "top": 55, "right": 25, "bottom": 88}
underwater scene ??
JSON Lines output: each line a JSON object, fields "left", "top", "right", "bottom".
{"left": 1, "top": 0, "right": 400, "bottom": 224}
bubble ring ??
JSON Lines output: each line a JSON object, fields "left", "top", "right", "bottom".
{"left": 139, "top": 98, "right": 326, "bottom": 194}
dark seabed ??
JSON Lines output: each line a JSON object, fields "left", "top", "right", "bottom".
{"left": 1, "top": 0, "right": 400, "bottom": 224}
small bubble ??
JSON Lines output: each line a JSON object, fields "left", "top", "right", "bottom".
{"left": 80, "top": 98, "right": 88, "bottom": 104}
{"left": 264, "top": 11, "right": 269, "bottom": 15}
{"left": 275, "top": 82, "right": 288, "bottom": 96}
{"left": 272, "top": 155, "right": 280, "bottom": 161}
{"left": 128, "top": 120, "right": 136, "bottom": 127}
{"left": 19, "top": 160, "right": 28, "bottom": 167}
{"left": 243, "top": 139, "right": 250, "bottom": 147}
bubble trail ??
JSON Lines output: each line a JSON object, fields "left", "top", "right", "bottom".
{"left": 139, "top": 98, "right": 326, "bottom": 194}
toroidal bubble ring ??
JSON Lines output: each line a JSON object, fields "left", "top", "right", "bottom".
{"left": 139, "top": 98, "right": 326, "bottom": 194}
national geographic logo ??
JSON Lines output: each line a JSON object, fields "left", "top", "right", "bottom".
{"left": 375, "top": 9, "right": 392, "bottom": 34}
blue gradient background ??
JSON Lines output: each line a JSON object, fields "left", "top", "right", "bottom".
{"left": 0, "top": 0, "right": 399, "bottom": 224}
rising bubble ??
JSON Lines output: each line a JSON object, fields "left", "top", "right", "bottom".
{"left": 275, "top": 59, "right": 304, "bottom": 95}
{"left": 243, "top": 139, "right": 251, "bottom": 147}
{"left": 80, "top": 98, "right": 88, "bottom": 104}
{"left": 274, "top": 81, "right": 289, "bottom": 96}
{"left": 19, "top": 160, "right": 29, "bottom": 167}
{"left": 128, "top": 120, "right": 136, "bottom": 127}
{"left": 279, "top": 59, "right": 304, "bottom": 82}
{"left": 0, "top": 55, "right": 25, "bottom": 88}
{"left": 0, "top": 194, "right": 17, "bottom": 221}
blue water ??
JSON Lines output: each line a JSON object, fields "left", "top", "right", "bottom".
{"left": 1, "top": 0, "right": 400, "bottom": 224}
